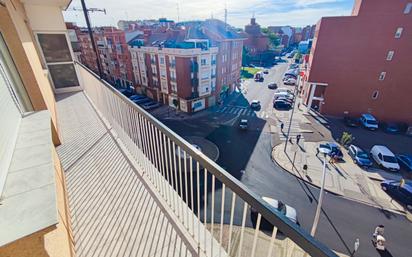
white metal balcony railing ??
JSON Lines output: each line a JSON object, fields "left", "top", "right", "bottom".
{"left": 76, "top": 62, "right": 338, "bottom": 257}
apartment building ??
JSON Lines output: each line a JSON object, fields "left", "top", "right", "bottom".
{"left": 300, "top": 0, "right": 412, "bottom": 123}
{"left": 130, "top": 19, "right": 244, "bottom": 113}
{"left": 95, "top": 27, "right": 135, "bottom": 88}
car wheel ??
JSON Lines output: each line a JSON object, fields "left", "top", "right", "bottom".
{"left": 381, "top": 186, "right": 387, "bottom": 191}
{"left": 407, "top": 204, "right": 412, "bottom": 211}
{"left": 353, "top": 160, "right": 357, "bottom": 164}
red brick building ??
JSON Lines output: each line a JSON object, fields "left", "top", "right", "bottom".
{"left": 301, "top": 0, "right": 412, "bottom": 123}
{"left": 130, "top": 19, "right": 244, "bottom": 113}
{"left": 96, "top": 27, "right": 134, "bottom": 87}
{"left": 243, "top": 18, "right": 269, "bottom": 56}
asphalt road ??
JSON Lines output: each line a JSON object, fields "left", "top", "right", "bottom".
{"left": 157, "top": 62, "right": 412, "bottom": 257}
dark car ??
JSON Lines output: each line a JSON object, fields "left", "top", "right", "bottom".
{"left": 129, "top": 94, "right": 145, "bottom": 101}
{"left": 239, "top": 119, "right": 248, "bottom": 130}
{"left": 318, "top": 142, "right": 344, "bottom": 159}
{"left": 268, "top": 83, "right": 277, "bottom": 89}
{"left": 348, "top": 144, "right": 373, "bottom": 167}
{"left": 141, "top": 101, "right": 161, "bottom": 110}
{"left": 397, "top": 154, "right": 412, "bottom": 172}
{"left": 118, "top": 88, "right": 133, "bottom": 97}
{"left": 343, "top": 116, "right": 360, "bottom": 127}
{"left": 273, "top": 100, "right": 292, "bottom": 110}
{"left": 133, "top": 97, "right": 151, "bottom": 105}
{"left": 381, "top": 180, "right": 412, "bottom": 211}
{"left": 383, "top": 122, "right": 401, "bottom": 133}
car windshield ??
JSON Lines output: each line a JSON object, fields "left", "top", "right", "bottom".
{"left": 367, "top": 120, "right": 378, "bottom": 125}
{"left": 383, "top": 155, "right": 397, "bottom": 163}
{"left": 357, "top": 151, "right": 369, "bottom": 159}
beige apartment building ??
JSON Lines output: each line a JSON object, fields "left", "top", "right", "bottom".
{"left": 0, "top": 1, "right": 338, "bottom": 257}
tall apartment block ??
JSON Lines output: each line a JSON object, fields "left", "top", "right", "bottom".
{"left": 300, "top": 0, "right": 412, "bottom": 123}
{"left": 95, "top": 27, "right": 135, "bottom": 88}
{"left": 130, "top": 20, "right": 244, "bottom": 113}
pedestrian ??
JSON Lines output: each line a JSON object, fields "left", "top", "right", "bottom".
{"left": 280, "top": 122, "right": 284, "bottom": 131}
{"left": 296, "top": 134, "right": 301, "bottom": 145}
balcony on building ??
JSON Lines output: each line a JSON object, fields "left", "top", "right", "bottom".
{"left": 0, "top": 1, "right": 339, "bottom": 257}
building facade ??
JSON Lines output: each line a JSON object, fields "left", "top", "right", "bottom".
{"left": 301, "top": 0, "right": 412, "bottom": 123}
{"left": 130, "top": 19, "right": 244, "bottom": 113}
{"left": 243, "top": 18, "right": 269, "bottom": 56}
{"left": 130, "top": 42, "right": 218, "bottom": 112}
{"left": 96, "top": 27, "right": 135, "bottom": 88}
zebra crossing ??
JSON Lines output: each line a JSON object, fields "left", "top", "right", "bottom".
{"left": 216, "top": 106, "right": 257, "bottom": 117}
{"left": 276, "top": 112, "right": 303, "bottom": 141}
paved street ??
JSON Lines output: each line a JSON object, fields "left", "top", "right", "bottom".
{"left": 153, "top": 62, "right": 412, "bottom": 257}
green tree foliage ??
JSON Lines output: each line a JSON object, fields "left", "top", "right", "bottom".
{"left": 340, "top": 132, "right": 355, "bottom": 147}
{"left": 261, "top": 28, "right": 280, "bottom": 48}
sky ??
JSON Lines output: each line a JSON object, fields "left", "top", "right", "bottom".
{"left": 63, "top": 0, "right": 355, "bottom": 28}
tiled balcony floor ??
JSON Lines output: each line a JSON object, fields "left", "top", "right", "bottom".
{"left": 56, "top": 92, "right": 197, "bottom": 257}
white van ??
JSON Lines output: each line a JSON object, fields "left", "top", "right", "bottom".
{"left": 370, "top": 145, "right": 400, "bottom": 172}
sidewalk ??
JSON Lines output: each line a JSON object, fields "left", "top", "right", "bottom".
{"left": 272, "top": 141, "right": 406, "bottom": 215}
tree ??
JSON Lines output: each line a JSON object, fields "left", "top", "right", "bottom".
{"left": 262, "top": 28, "right": 280, "bottom": 48}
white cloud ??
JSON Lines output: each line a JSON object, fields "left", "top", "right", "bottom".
{"left": 63, "top": 0, "right": 352, "bottom": 28}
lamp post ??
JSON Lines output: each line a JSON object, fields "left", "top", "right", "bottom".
{"left": 310, "top": 147, "right": 331, "bottom": 236}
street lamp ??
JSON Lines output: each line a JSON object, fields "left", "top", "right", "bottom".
{"left": 310, "top": 146, "right": 331, "bottom": 236}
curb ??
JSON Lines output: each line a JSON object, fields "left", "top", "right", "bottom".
{"left": 270, "top": 146, "right": 408, "bottom": 216}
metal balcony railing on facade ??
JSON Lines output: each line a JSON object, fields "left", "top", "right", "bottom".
{"left": 75, "top": 61, "right": 338, "bottom": 257}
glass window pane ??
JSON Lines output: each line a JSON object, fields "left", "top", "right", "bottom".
{"left": 48, "top": 64, "right": 79, "bottom": 88}
{"left": 38, "top": 34, "right": 72, "bottom": 63}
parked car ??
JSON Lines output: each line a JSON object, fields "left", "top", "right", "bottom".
{"left": 129, "top": 94, "right": 145, "bottom": 101}
{"left": 370, "top": 145, "right": 400, "bottom": 172}
{"left": 254, "top": 72, "right": 264, "bottom": 82}
{"left": 133, "top": 97, "right": 151, "bottom": 105}
{"left": 276, "top": 96, "right": 293, "bottom": 104}
{"left": 348, "top": 145, "right": 373, "bottom": 167}
{"left": 397, "top": 154, "right": 412, "bottom": 172}
{"left": 239, "top": 119, "right": 248, "bottom": 130}
{"left": 267, "top": 83, "right": 278, "bottom": 89}
{"left": 251, "top": 196, "right": 299, "bottom": 231}
{"left": 275, "top": 88, "right": 293, "bottom": 94}
{"left": 318, "top": 142, "right": 343, "bottom": 159}
{"left": 274, "top": 92, "right": 294, "bottom": 101}
{"left": 273, "top": 100, "right": 292, "bottom": 110}
{"left": 263, "top": 70, "right": 269, "bottom": 74}
{"left": 250, "top": 100, "right": 261, "bottom": 110}
{"left": 380, "top": 180, "right": 412, "bottom": 211}
{"left": 141, "top": 101, "right": 161, "bottom": 110}
{"left": 284, "top": 78, "right": 297, "bottom": 85}
{"left": 360, "top": 113, "right": 379, "bottom": 130}
{"left": 343, "top": 116, "right": 360, "bottom": 127}
{"left": 383, "top": 122, "right": 401, "bottom": 134}
{"left": 118, "top": 88, "right": 133, "bottom": 97}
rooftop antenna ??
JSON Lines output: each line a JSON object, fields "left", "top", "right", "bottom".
{"left": 252, "top": 11, "right": 255, "bottom": 19}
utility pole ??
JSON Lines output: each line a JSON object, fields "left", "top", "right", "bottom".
{"left": 310, "top": 148, "right": 330, "bottom": 236}
{"left": 76, "top": 0, "right": 105, "bottom": 78}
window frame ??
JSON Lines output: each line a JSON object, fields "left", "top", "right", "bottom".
{"left": 34, "top": 31, "right": 80, "bottom": 93}
{"left": 404, "top": 3, "right": 412, "bottom": 14}
{"left": 395, "top": 27, "right": 403, "bottom": 38}
{"left": 379, "top": 72, "right": 386, "bottom": 81}
{"left": 386, "top": 50, "right": 394, "bottom": 61}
